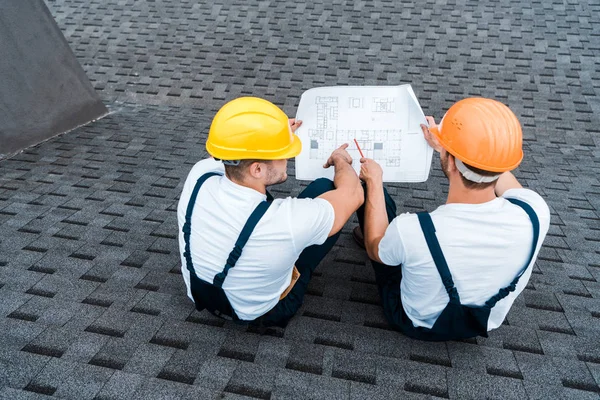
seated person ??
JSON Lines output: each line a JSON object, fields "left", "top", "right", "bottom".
{"left": 355, "top": 98, "right": 550, "bottom": 340}
{"left": 177, "top": 96, "right": 363, "bottom": 327}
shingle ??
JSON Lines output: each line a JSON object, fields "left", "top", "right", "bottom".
{"left": 0, "top": 317, "right": 46, "bottom": 352}
{"left": 524, "top": 382, "right": 572, "bottom": 400}
{"left": 195, "top": 356, "right": 239, "bottom": 391}
{"left": 122, "top": 343, "right": 176, "bottom": 376}
{"left": 130, "top": 377, "right": 209, "bottom": 400}
{"left": 483, "top": 325, "right": 545, "bottom": 355}
{"left": 0, "top": 348, "right": 50, "bottom": 389}
{"left": 514, "top": 351, "right": 562, "bottom": 386}
{"left": 224, "top": 362, "right": 278, "bottom": 399}
{"left": 0, "top": 288, "right": 32, "bottom": 317}
{"left": 23, "top": 358, "right": 111, "bottom": 399}
{"left": 104, "top": 266, "right": 148, "bottom": 289}
{"left": 285, "top": 342, "right": 325, "bottom": 376}
{"left": 51, "top": 363, "right": 114, "bottom": 400}
{"left": 407, "top": 339, "right": 451, "bottom": 368}
{"left": 254, "top": 336, "right": 291, "bottom": 368}
{"left": 156, "top": 342, "right": 213, "bottom": 385}
{"left": 302, "top": 295, "right": 344, "bottom": 323}
{"left": 20, "top": 326, "right": 83, "bottom": 359}
{"left": 0, "top": 267, "right": 45, "bottom": 294}
{"left": 163, "top": 318, "right": 226, "bottom": 346}
{"left": 218, "top": 331, "right": 261, "bottom": 363}
{"left": 88, "top": 337, "right": 140, "bottom": 372}
{"left": 130, "top": 290, "right": 192, "bottom": 320}
{"left": 0, "top": 387, "right": 54, "bottom": 400}
{"left": 447, "top": 369, "right": 526, "bottom": 400}
{"left": 536, "top": 329, "right": 582, "bottom": 359}
{"left": 562, "top": 387, "right": 600, "bottom": 400}
{"left": 331, "top": 349, "right": 376, "bottom": 385}
{"left": 273, "top": 370, "right": 350, "bottom": 400}
{"left": 28, "top": 274, "right": 98, "bottom": 302}
{"left": 352, "top": 325, "right": 404, "bottom": 358}
{"left": 62, "top": 331, "right": 109, "bottom": 363}
{"left": 376, "top": 357, "right": 449, "bottom": 398}
{"left": 553, "top": 357, "right": 600, "bottom": 394}
{"left": 349, "top": 382, "right": 407, "bottom": 400}
{"left": 88, "top": 370, "right": 145, "bottom": 400}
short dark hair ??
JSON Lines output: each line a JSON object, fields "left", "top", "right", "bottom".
{"left": 224, "top": 159, "right": 271, "bottom": 181}
{"left": 459, "top": 162, "right": 499, "bottom": 190}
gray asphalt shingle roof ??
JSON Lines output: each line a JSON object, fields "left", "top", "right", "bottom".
{"left": 1, "top": 0, "right": 599, "bottom": 399}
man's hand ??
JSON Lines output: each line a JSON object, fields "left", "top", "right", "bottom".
{"left": 323, "top": 143, "right": 353, "bottom": 168}
{"left": 317, "top": 143, "right": 363, "bottom": 237}
{"left": 420, "top": 116, "right": 443, "bottom": 153}
{"left": 289, "top": 119, "right": 302, "bottom": 133}
{"left": 359, "top": 158, "right": 383, "bottom": 184}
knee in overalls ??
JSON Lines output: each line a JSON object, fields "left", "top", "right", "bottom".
{"left": 308, "top": 178, "right": 335, "bottom": 196}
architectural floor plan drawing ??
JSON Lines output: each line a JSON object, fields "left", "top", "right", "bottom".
{"left": 295, "top": 85, "right": 433, "bottom": 182}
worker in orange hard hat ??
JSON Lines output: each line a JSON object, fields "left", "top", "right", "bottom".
{"left": 177, "top": 97, "right": 363, "bottom": 327}
{"left": 354, "top": 98, "right": 550, "bottom": 341}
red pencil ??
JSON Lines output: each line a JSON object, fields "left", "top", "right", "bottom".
{"left": 353, "top": 138, "right": 365, "bottom": 158}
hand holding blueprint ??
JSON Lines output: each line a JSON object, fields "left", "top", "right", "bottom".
{"left": 294, "top": 85, "right": 433, "bottom": 182}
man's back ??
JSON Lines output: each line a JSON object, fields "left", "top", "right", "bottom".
{"left": 378, "top": 188, "right": 550, "bottom": 331}
{"left": 177, "top": 158, "right": 334, "bottom": 321}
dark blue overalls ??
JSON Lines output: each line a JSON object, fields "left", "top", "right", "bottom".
{"left": 182, "top": 172, "right": 270, "bottom": 322}
{"left": 357, "top": 190, "right": 540, "bottom": 341}
{"left": 183, "top": 173, "right": 341, "bottom": 326}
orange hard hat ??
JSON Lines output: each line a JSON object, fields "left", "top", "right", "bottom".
{"left": 429, "top": 98, "right": 523, "bottom": 172}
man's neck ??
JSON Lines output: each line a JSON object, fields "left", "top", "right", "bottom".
{"left": 227, "top": 174, "right": 267, "bottom": 195}
{"left": 446, "top": 181, "right": 496, "bottom": 205}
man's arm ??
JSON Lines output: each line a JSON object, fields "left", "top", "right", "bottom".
{"left": 494, "top": 172, "right": 522, "bottom": 197}
{"left": 318, "top": 144, "right": 364, "bottom": 237}
{"left": 359, "top": 158, "right": 387, "bottom": 263}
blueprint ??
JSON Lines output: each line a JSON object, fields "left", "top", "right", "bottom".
{"left": 294, "top": 85, "right": 433, "bottom": 182}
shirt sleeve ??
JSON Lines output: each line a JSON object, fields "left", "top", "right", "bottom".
{"left": 502, "top": 188, "right": 551, "bottom": 232}
{"left": 377, "top": 214, "right": 410, "bottom": 266}
{"left": 287, "top": 197, "right": 335, "bottom": 252}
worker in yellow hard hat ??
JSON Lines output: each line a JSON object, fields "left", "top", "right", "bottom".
{"left": 354, "top": 98, "right": 550, "bottom": 340}
{"left": 177, "top": 97, "right": 363, "bottom": 327}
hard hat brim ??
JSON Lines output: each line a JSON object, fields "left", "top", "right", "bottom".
{"left": 284, "top": 133, "right": 303, "bottom": 159}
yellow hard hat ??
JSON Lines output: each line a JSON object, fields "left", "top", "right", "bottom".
{"left": 206, "top": 97, "right": 302, "bottom": 161}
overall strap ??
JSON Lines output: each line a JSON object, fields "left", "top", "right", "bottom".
{"left": 182, "top": 172, "right": 222, "bottom": 279}
{"left": 417, "top": 212, "right": 461, "bottom": 304}
{"left": 485, "top": 198, "right": 540, "bottom": 308}
{"left": 213, "top": 201, "right": 272, "bottom": 287}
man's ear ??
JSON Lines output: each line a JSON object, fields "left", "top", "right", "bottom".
{"left": 447, "top": 153, "right": 457, "bottom": 173}
{"left": 247, "top": 162, "right": 264, "bottom": 180}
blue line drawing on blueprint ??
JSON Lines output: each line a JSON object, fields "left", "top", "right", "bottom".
{"left": 348, "top": 97, "right": 364, "bottom": 108}
{"left": 309, "top": 96, "right": 339, "bottom": 159}
{"left": 308, "top": 96, "right": 403, "bottom": 167}
{"left": 372, "top": 97, "right": 395, "bottom": 113}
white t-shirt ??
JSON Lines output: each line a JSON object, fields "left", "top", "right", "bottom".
{"left": 378, "top": 188, "right": 550, "bottom": 331}
{"left": 177, "top": 158, "right": 335, "bottom": 321}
